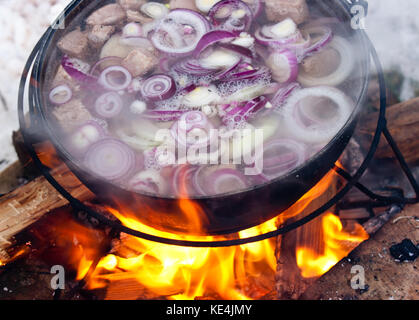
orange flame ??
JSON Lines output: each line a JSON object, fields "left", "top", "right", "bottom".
{"left": 73, "top": 168, "right": 365, "bottom": 300}
{"left": 0, "top": 246, "right": 30, "bottom": 267}
{"left": 296, "top": 213, "right": 369, "bottom": 278}
{"left": 81, "top": 207, "right": 278, "bottom": 300}
{"left": 17, "top": 150, "right": 368, "bottom": 299}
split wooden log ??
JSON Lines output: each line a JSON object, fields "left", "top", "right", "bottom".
{"left": 275, "top": 171, "right": 339, "bottom": 299}
{"left": 0, "top": 164, "right": 94, "bottom": 261}
{"left": 275, "top": 226, "right": 315, "bottom": 299}
{"left": 359, "top": 97, "right": 419, "bottom": 164}
{"left": 301, "top": 204, "right": 419, "bottom": 300}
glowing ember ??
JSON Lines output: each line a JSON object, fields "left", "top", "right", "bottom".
{"left": 0, "top": 246, "right": 30, "bottom": 267}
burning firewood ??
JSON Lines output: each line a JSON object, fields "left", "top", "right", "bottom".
{"left": 275, "top": 170, "right": 340, "bottom": 299}
{"left": 300, "top": 204, "right": 419, "bottom": 300}
{"left": 0, "top": 164, "right": 93, "bottom": 261}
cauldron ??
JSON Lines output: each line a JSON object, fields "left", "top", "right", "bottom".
{"left": 25, "top": 0, "right": 370, "bottom": 235}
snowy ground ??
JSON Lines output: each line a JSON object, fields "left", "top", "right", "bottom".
{"left": 0, "top": 0, "right": 69, "bottom": 170}
{"left": 0, "top": 0, "right": 418, "bottom": 170}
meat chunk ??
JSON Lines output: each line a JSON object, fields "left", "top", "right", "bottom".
{"left": 52, "top": 99, "right": 93, "bottom": 132}
{"left": 126, "top": 9, "right": 153, "bottom": 24}
{"left": 118, "top": 0, "right": 146, "bottom": 10}
{"left": 169, "top": 0, "right": 198, "bottom": 11}
{"left": 51, "top": 65, "right": 84, "bottom": 95}
{"left": 88, "top": 25, "right": 116, "bottom": 48}
{"left": 51, "top": 65, "right": 77, "bottom": 89}
{"left": 301, "top": 48, "right": 341, "bottom": 77}
{"left": 86, "top": 4, "right": 126, "bottom": 25}
{"left": 265, "top": 0, "right": 309, "bottom": 25}
{"left": 57, "top": 28, "right": 89, "bottom": 59}
{"left": 121, "top": 48, "right": 158, "bottom": 77}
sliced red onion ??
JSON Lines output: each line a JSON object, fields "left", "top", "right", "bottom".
{"left": 235, "top": 61, "right": 252, "bottom": 71}
{"left": 213, "top": 57, "right": 242, "bottom": 80}
{"left": 195, "top": 0, "right": 223, "bottom": 13}
{"left": 141, "top": 2, "right": 169, "bottom": 19}
{"left": 180, "top": 110, "right": 208, "bottom": 131}
{"left": 192, "top": 166, "right": 207, "bottom": 196}
{"left": 231, "top": 33, "right": 256, "bottom": 48}
{"left": 222, "top": 96, "right": 268, "bottom": 126}
{"left": 140, "top": 74, "right": 176, "bottom": 101}
{"left": 84, "top": 138, "right": 136, "bottom": 181}
{"left": 261, "top": 19, "right": 297, "bottom": 40}
{"left": 116, "top": 120, "right": 162, "bottom": 151}
{"left": 49, "top": 84, "right": 72, "bottom": 105}
{"left": 142, "top": 110, "right": 186, "bottom": 122}
{"left": 98, "top": 65, "right": 132, "bottom": 91}
{"left": 173, "top": 59, "right": 220, "bottom": 76}
{"left": 181, "top": 83, "right": 198, "bottom": 94}
{"left": 67, "top": 120, "right": 106, "bottom": 156}
{"left": 218, "top": 66, "right": 270, "bottom": 82}
{"left": 271, "top": 82, "right": 301, "bottom": 108}
{"left": 144, "top": 147, "right": 161, "bottom": 170}
{"left": 170, "top": 111, "right": 214, "bottom": 148}
{"left": 222, "top": 82, "right": 267, "bottom": 104}
{"left": 94, "top": 92, "right": 124, "bottom": 118}
{"left": 301, "top": 26, "right": 333, "bottom": 58}
{"left": 282, "top": 31, "right": 312, "bottom": 62}
{"left": 298, "top": 36, "right": 354, "bottom": 87}
{"left": 128, "top": 169, "right": 166, "bottom": 194}
{"left": 182, "top": 85, "right": 220, "bottom": 107}
{"left": 281, "top": 86, "right": 353, "bottom": 143}
{"left": 154, "top": 146, "right": 176, "bottom": 168}
{"left": 208, "top": 168, "right": 248, "bottom": 194}
{"left": 172, "top": 165, "right": 199, "bottom": 196}
{"left": 122, "top": 22, "right": 143, "bottom": 38}
{"left": 266, "top": 49, "right": 299, "bottom": 83}
{"left": 194, "top": 30, "right": 237, "bottom": 58}
{"left": 208, "top": 0, "right": 253, "bottom": 34}
{"left": 254, "top": 26, "right": 302, "bottom": 47}
{"left": 218, "top": 43, "right": 253, "bottom": 59}
{"left": 261, "top": 139, "right": 307, "bottom": 179}
{"left": 151, "top": 9, "right": 210, "bottom": 55}
{"left": 90, "top": 56, "right": 123, "bottom": 77}
{"left": 193, "top": 166, "right": 248, "bottom": 195}
{"left": 199, "top": 48, "right": 241, "bottom": 70}
{"left": 61, "top": 55, "right": 98, "bottom": 85}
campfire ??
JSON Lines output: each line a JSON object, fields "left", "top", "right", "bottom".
{"left": 1, "top": 0, "right": 418, "bottom": 303}
{"left": 73, "top": 210, "right": 367, "bottom": 299}
{"left": 0, "top": 141, "right": 368, "bottom": 300}
{"left": 2, "top": 83, "right": 419, "bottom": 300}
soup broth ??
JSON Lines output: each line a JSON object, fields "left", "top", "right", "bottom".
{"left": 46, "top": 0, "right": 361, "bottom": 198}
